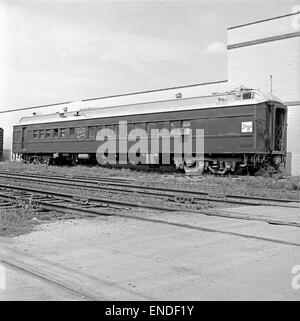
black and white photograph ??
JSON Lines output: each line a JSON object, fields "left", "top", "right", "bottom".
{"left": 0, "top": 0, "right": 299, "bottom": 307}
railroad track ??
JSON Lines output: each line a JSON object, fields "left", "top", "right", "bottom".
{"left": 0, "top": 255, "right": 102, "bottom": 301}
{"left": 0, "top": 185, "right": 142, "bottom": 218}
{"left": 1, "top": 171, "right": 299, "bottom": 300}
{"left": 0, "top": 171, "right": 299, "bottom": 208}
{"left": 3, "top": 169, "right": 298, "bottom": 198}
{"left": 0, "top": 245, "right": 154, "bottom": 300}
{"left": 1, "top": 183, "right": 300, "bottom": 248}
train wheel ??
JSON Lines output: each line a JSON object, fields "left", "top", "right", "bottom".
{"left": 184, "top": 160, "right": 204, "bottom": 176}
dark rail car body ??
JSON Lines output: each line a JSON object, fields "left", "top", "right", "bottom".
{"left": 12, "top": 88, "right": 287, "bottom": 174}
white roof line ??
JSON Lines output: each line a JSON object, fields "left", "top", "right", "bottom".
{"left": 18, "top": 88, "right": 282, "bottom": 126}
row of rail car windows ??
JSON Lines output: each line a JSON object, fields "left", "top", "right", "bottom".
{"left": 30, "top": 120, "right": 192, "bottom": 140}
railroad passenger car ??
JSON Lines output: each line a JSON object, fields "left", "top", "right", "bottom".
{"left": 12, "top": 87, "right": 287, "bottom": 174}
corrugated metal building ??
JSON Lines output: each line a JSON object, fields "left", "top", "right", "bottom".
{"left": 227, "top": 13, "right": 300, "bottom": 174}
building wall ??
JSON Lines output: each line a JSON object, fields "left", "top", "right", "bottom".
{"left": 227, "top": 13, "right": 300, "bottom": 175}
{"left": 287, "top": 105, "right": 300, "bottom": 174}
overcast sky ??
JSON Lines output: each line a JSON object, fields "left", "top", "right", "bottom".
{"left": 0, "top": 0, "right": 299, "bottom": 111}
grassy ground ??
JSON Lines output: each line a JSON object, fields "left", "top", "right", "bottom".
{"left": 0, "top": 162, "right": 138, "bottom": 178}
{"left": 0, "top": 198, "right": 83, "bottom": 237}
{"left": 1, "top": 161, "right": 299, "bottom": 192}
{"left": 0, "top": 161, "right": 299, "bottom": 237}
{"left": 0, "top": 205, "right": 37, "bottom": 237}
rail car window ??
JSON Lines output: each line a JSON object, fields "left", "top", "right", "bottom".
{"left": 97, "top": 125, "right": 105, "bottom": 130}
{"left": 69, "top": 128, "right": 75, "bottom": 136}
{"left": 88, "top": 126, "right": 96, "bottom": 139}
{"left": 274, "top": 107, "right": 286, "bottom": 151}
{"left": 182, "top": 120, "right": 191, "bottom": 128}
{"left": 60, "top": 128, "right": 66, "bottom": 137}
{"left": 39, "top": 130, "right": 44, "bottom": 139}
{"left": 107, "top": 126, "right": 116, "bottom": 135}
{"left": 96, "top": 126, "right": 105, "bottom": 136}
{"left": 114, "top": 124, "right": 119, "bottom": 135}
{"left": 134, "top": 123, "right": 146, "bottom": 130}
{"left": 157, "top": 122, "right": 169, "bottom": 130}
{"left": 127, "top": 124, "right": 134, "bottom": 133}
{"left": 33, "top": 130, "right": 38, "bottom": 139}
{"left": 147, "top": 122, "right": 156, "bottom": 134}
{"left": 53, "top": 129, "right": 59, "bottom": 138}
{"left": 170, "top": 121, "right": 181, "bottom": 129}
{"left": 45, "top": 129, "right": 51, "bottom": 138}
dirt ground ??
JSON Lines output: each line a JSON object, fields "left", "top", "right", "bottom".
{"left": 0, "top": 205, "right": 299, "bottom": 301}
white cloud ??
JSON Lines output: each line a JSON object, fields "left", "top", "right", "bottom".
{"left": 1, "top": 1, "right": 226, "bottom": 110}
{"left": 47, "top": 26, "right": 194, "bottom": 75}
{"left": 204, "top": 41, "right": 226, "bottom": 54}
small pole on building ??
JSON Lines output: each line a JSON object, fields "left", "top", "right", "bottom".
{"left": 270, "top": 75, "right": 273, "bottom": 93}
